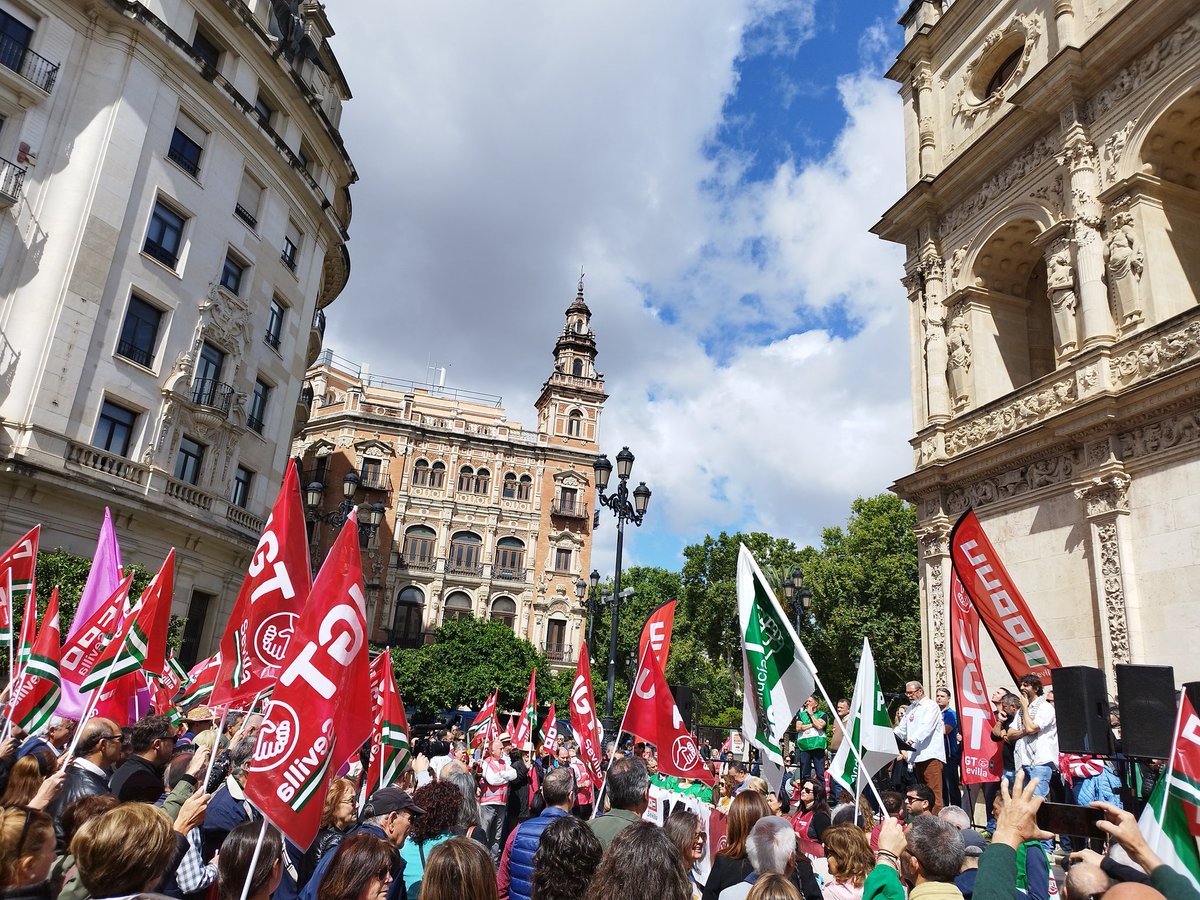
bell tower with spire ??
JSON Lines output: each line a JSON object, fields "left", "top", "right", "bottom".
{"left": 535, "top": 274, "right": 607, "bottom": 449}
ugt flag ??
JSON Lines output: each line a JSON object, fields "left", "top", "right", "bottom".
{"left": 0, "top": 526, "right": 39, "bottom": 642}
{"left": 245, "top": 511, "right": 373, "bottom": 850}
{"left": 570, "top": 644, "right": 604, "bottom": 788}
{"left": 468, "top": 690, "right": 499, "bottom": 748}
{"left": 539, "top": 701, "right": 558, "bottom": 754}
{"left": 621, "top": 646, "right": 714, "bottom": 785}
{"left": 1139, "top": 692, "right": 1200, "bottom": 891}
{"left": 10, "top": 589, "right": 61, "bottom": 734}
{"left": 829, "top": 638, "right": 897, "bottom": 796}
{"left": 737, "top": 544, "right": 816, "bottom": 766}
{"left": 638, "top": 599, "right": 676, "bottom": 672}
{"left": 949, "top": 570, "right": 1003, "bottom": 783}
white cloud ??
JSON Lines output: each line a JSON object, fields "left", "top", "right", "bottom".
{"left": 323, "top": 0, "right": 912, "bottom": 564}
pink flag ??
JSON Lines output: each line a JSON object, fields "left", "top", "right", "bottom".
{"left": 58, "top": 509, "right": 123, "bottom": 717}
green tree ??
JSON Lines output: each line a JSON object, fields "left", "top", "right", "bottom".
{"left": 798, "top": 494, "right": 921, "bottom": 699}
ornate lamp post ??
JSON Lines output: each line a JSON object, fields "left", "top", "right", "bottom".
{"left": 593, "top": 446, "right": 651, "bottom": 732}
{"left": 304, "top": 471, "right": 385, "bottom": 547}
{"left": 781, "top": 566, "right": 812, "bottom": 635}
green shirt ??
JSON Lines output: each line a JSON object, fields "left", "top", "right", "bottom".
{"left": 588, "top": 808, "right": 643, "bottom": 851}
{"left": 796, "top": 710, "right": 828, "bottom": 751}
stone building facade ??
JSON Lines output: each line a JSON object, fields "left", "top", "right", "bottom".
{"left": 877, "top": 0, "right": 1200, "bottom": 689}
{"left": 294, "top": 282, "right": 606, "bottom": 671}
{"left": 0, "top": 0, "right": 354, "bottom": 667}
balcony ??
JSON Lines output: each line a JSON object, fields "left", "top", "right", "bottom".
{"left": 551, "top": 498, "right": 588, "bottom": 519}
{"left": 164, "top": 477, "right": 213, "bottom": 511}
{"left": 167, "top": 144, "right": 199, "bottom": 177}
{"left": 358, "top": 469, "right": 392, "bottom": 491}
{"left": 394, "top": 552, "right": 436, "bottom": 572}
{"left": 445, "top": 559, "right": 483, "bottom": 577}
{"left": 234, "top": 203, "right": 258, "bottom": 229}
{"left": 544, "top": 643, "right": 571, "bottom": 662}
{"left": 388, "top": 630, "right": 427, "bottom": 650}
{"left": 226, "top": 504, "right": 265, "bottom": 535}
{"left": 191, "top": 378, "right": 235, "bottom": 414}
{"left": 0, "top": 34, "right": 59, "bottom": 96}
{"left": 0, "top": 156, "right": 25, "bottom": 207}
{"left": 281, "top": 247, "right": 298, "bottom": 273}
{"left": 66, "top": 442, "right": 148, "bottom": 487}
{"left": 307, "top": 308, "right": 325, "bottom": 366}
{"left": 493, "top": 566, "right": 526, "bottom": 582}
{"left": 312, "top": 308, "right": 326, "bottom": 339}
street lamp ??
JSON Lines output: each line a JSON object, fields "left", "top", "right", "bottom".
{"left": 593, "top": 446, "right": 652, "bottom": 732}
{"left": 305, "top": 473, "right": 386, "bottom": 546}
{"left": 575, "top": 570, "right": 602, "bottom": 659}
{"left": 781, "top": 567, "right": 812, "bottom": 635}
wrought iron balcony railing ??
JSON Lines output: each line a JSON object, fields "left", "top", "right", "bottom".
{"left": 191, "top": 377, "right": 234, "bottom": 413}
{"left": 0, "top": 34, "right": 58, "bottom": 94}
{"left": 551, "top": 499, "right": 588, "bottom": 519}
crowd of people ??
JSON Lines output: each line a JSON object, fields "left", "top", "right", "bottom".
{"left": 0, "top": 670, "right": 1190, "bottom": 900}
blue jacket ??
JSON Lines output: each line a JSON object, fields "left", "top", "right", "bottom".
{"left": 508, "top": 807, "right": 569, "bottom": 900}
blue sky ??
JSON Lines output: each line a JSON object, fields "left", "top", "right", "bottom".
{"left": 327, "top": 0, "right": 913, "bottom": 572}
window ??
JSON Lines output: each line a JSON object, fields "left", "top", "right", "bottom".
{"left": 554, "top": 548, "right": 572, "bottom": 573}
{"left": 392, "top": 587, "right": 424, "bottom": 647}
{"left": 221, "top": 252, "right": 246, "bottom": 295}
{"left": 567, "top": 409, "right": 583, "bottom": 437}
{"left": 232, "top": 466, "right": 253, "bottom": 508}
{"left": 429, "top": 461, "right": 446, "bottom": 488}
{"left": 448, "top": 532, "right": 482, "bottom": 574}
{"left": 502, "top": 473, "right": 517, "bottom": 499}
{"left": 985, "top": 47, "right": 1024, "bottom": 99}
{"left": 192, "top": 342, "right": 226, "bottom": 406}
{"left": 572, "top": 358, "right": 584, "bottom": 377}
{"left": 360, "top": 457, "right": 385, "bottom": 489}
{"left": 253, "top": 90, "right": 276, "bottom": 128}
{"left": 168, "top": 114, "right": 205, "bottom": 177}
{"left": 457, "top": 465, "right": 474, "bottom": 493}
{"left": 546, "top": 618, "right": 568, "bottom": 658}
{"left": 281, "top": 220, "right": 302, "bottom": 272}
{"left": 191, "top": 27, "right": 221, "bottom": 70}
{"left": 235, "top": 171, "right": 263, "bottom": 229}
{"left": 175, "top": 435, "right": 205, "bottom": 485}
{"left": 0, "top": 11, "right": 32, "bottom": 76}
{"left": 144, "top": 199, "right": 186, "bottom": 268}
{"left": 297, "top": 141, "right": 311, "bottom": 173}
{"left": 558, "top": 487, "right": 579, "bottom": 515}
{"left": 179, "top": 590, "right": 214, "bottom": 669}
{"left": 412, "top": 459, "right": 432, "bottom": 487}
{"left": 517, "top": 475, "right": 532, "bottom": 501}
{"left": 116, "top": 295, "right": 162, "bottom": 367}
{"left": 491, "top": 597, "right": 516, "bottom": 630}
{"left": 495, "top": 538, "right": 524, "bottom": 580}
{"left": 265, "top": 297, "right": 285, "bottom": 350}
{"left": 443, "top": 591, "right": 474, "bottom": 624}
{"left": 248, "top": 378, "right": 270, "bottom": 434}
{"left": 93, "top": 400, "right": 138, "bottom": 457}
{"left": 474, "top": 468, "right": 491, "bottom": 495}
{"left": 402, "top": 525, "right": 436, "bottom": 568}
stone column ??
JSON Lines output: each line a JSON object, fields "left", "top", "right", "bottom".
{"left": 918, "top": 525, "right": 951, "bottom": 689}
{"left": 1052, "top": 0, "right": 1076, "bottom": 48}
{"left": 1059, "top": 128, "right": 1117, "bottom": 347}
{"left": 1074, "top": 473, "right": 1134, "bottom": 681}
{"left": 922, "top": 254, "right": 952, "bottom": 422}
{"left": 903, "top": 272, "right": 928, "bottom": 428}
{"left": 913, "top": 66, "right": 937, "bottom": 178}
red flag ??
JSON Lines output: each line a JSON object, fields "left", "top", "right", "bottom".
{"left": 365, "top": 651, "right": 411, "bottom": 795}
{"left": 949, "top": 570, "right": 1003, "bottom": 785}
{"left": 212, "top": 461, "right": 311, "bottom": 707}
{"left": 622, "top": 647, "right": 714, "bottom": 785}
{"left": 468, "top": 690, "right": 499, "bottom": 748}
{"left": 0, "top": 526, "right": 39, "bottom": 641}
{"left": 10, "top": 589, "right": 61, "bottom": 733}
{"left": 245, "top": 511, "right": 373, "bottom": 850}
{"left": 950, "top": 509, "right": 1062, "bottom": 684}
{"left": 503, "top": 715, "right": 515, "bottom": 740}
{"left": 539, "top": 701, "right": 558, "bottom": 755}
{"left": 80, "top": 551, "right": 175, "bottom": 690}
{"left": 94, "top": 673, "right": 139, "bottom": 725}
{"left": 178, "top": 653, "right": 221, "bottom": 710}
{"left": 638, "top": 600, "right": 676, "bottom": 671}
{"left": 60, "top": 574, "right": 135, "bottom": 686}
{"left": 569, "top": 643, "right": 605, "bottom": 788}
{"left": 512, "top": 669, "right": 537, "bottom": 750}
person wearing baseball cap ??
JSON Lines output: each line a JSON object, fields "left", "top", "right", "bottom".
{"left": 301, "top": 787, "right": 425, "bottom": 900}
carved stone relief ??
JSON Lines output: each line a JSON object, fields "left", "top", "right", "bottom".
{"left": 946, "top": 308, "right": 972, "bottom": 410}
{"left": 1087, "top": 16, "right": 1200, "bottom": 120}
{"left": 917, "top": 529, "right": 949, "bottom": 687}
{"left": 1074, "top": 473, "right": 1131, "bottom": 518}
{"left": 945, "top": 449, "right": 1082, "bottom": 514}
{"left": 1108, "top": 321, "right": 1200, "bottom": 387}
{"left": 1044, "top": 237, "right": 1079, "bottom": 360}
{"left": 1117, "top": 408, "right": 1200, "bottom": 462}
{"left": 944, "top": 377, "right": 1077, "bottom": 457}
{"left": 1100, "top": 119, "right": 1137, "bottom": 187}
{"left": 951, "top": 13, "right": 1043, "bottom": 125}
{"left": 1096, "top": 521, "right": 1131, "bottom": 666}
{"left": 938, "top": 134, "right": 1058, "bottom": 236}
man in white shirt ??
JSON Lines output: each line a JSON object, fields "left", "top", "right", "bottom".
{"left": 1013, "top": 673, "right": 1058, "bottom": 799}
{"left": 479, "top": 736, "right": 517, "bottom": 863}
{"left": 894, "top": 681, "right": 947, "bottom": 812}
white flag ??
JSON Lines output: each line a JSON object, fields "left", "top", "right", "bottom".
{"left": 829, "top": 638, "right": 898, "bottom": 797}
{"left": 737, "top": 544, "right": 817, "bottom": 771}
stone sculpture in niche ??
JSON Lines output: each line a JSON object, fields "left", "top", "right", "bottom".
{"left": 946, "top": 309, "right": 971, "bottom": 410}
{"left": 1104, "top": 213, "right": 1143, "bottom": 329}
{"left": 1045, "top": 242, "right": 1079, "bottom": 359}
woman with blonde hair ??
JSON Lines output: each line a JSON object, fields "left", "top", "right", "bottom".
{"left": 71, "top": 803, "right": 178, "bottom": 898}
{"left": 421, "top": 837, "right": 498, "bottom": 900}
{"left": 748, "top": 873, "right": 802, "bottom": 900}
{"left": 0, "top": 752, "right": 55, "bottom": 808}
{"left": 819, "top": 824, "right": 875, "bottom": 900}
{"left": 0, "top": 807, "right": 56, "bottom": 899}
{"left": 305, "top": 777, "right": 358, "bottom": 881}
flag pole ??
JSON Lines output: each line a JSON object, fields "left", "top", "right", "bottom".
{"left": 809, "top": 674, "right": 887, "bottom": 812}
{"left": 237, "top": 817, "right": 269, "bottom": 900}
{"left": 591, "top": 646, "right": 645, "bottom": 820}
{"left": 203, "top": 707, "right": 229, "bottom": 791}
{"left": 6, "top": 568, "right": 14, "bottom": 691}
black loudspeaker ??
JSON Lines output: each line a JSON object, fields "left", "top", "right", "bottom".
{"left": 1185, "top": 682, "right": 1200, "bottom": 716}
{"left": 1117, "top": 664, "right": 1176, "bottom": 759}
{"left": 669, "top": 684, "right": 694, "bottom": 732}
{"left": 1052, "top": 666, "right": 1112, "bottom": 755}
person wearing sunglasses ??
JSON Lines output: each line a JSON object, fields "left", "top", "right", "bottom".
{"left": 48, "top": 718, "right": 124, "bottom": 826}
{"left": 0, "top": 806, "right": 56, "bottom": 899}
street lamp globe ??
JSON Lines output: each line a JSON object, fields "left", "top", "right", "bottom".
{"left": 367, "top": 502, "right": 385, "bottom": 529}
{"left": 574, "top": 578, "right": 587, "bottom": 600}
{"left": 615, "top": 446, "right": 635, "bottom": 480}
{"left": 593, "top": 454, "right": 613, "bottom": 492}
{"left": 305, "top": 481, "right": 325, "bottom": 510}
{"left": 342, "top": 470, "right": 360, "bottom": 500}
{"left": 589, "top": 569, "right": 601, "bottom": 590}
{"left": 632, "top": 482, "right": 651, "bottom": 515}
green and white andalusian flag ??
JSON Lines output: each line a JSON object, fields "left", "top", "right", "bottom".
{"left": 1138, "top": 692, "right": 1200, "bottom": 891}
{"left": 829, "top": 638, "right": 898, "bottom": 796}
{"left": 737, "top": 544, "right": 816, "bottom": 767}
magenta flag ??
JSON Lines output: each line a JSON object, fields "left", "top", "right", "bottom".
{"left": 57, "top": 508, "right": 124, "bottom": 718}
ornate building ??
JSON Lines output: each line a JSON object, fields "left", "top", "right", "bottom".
{"left": 877, "top": 0, "right": 1200, "bottom": 688}
{"left": 0, "top": 0, "right": 354, "bottom": 666}
{"left": 294, "top": 281, "right": 606, "bottom": 670}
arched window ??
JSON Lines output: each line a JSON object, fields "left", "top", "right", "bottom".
{"left": 571, "top": 358, "right": 584, "bottom": 377}
{"left": 401, "top": 525, "right": 436, "bottom": 569}
{"left": 517, "top": 475, "right": 532, "bottom": 501}
{"left": 391, "top": 586, "right": 424, "bottom": 647}
{"left": 444, "top": 591, "right": 474, "bottom": 624}
{"left": 475, "top": 468, "right": 491, "bottom": 495}
{"left": 457, "top": 465, "right": 474, "bottom": 492}
{"left": 430, "top": 461, "right": 446, "bottom": 488}
{"left": 545, "top": 616, "right": 568, "bottom": 660}
{"left": 491, "top": 596, "right": 516, "bottom": 630}
{"left": 411, "top": 459, "right": 430, "bottom": 487}
{"left": 502, "top": 473, "right": 518, "bottom": 499}
{"left": 495, "top": 537, "right": 525, "bottom": 580}
{"left": 448, "top": 531, "right": 482, "bottom": 574}
{"left": 567, "top": 410, "right": 583, "bottom": 437}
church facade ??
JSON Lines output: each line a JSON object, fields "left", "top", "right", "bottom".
{"left": 877, "top": 0, "right": 1200, "bottom": 688}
